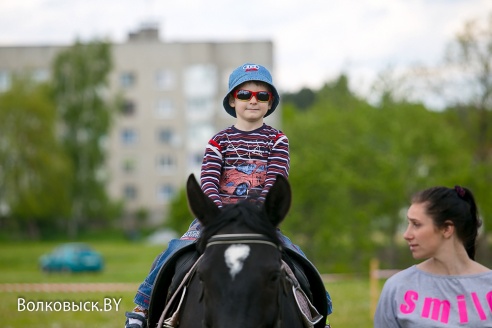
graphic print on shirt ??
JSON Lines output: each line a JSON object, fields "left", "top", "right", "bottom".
{"left": 220, "top": 159, "right": 266, "bottom": 202}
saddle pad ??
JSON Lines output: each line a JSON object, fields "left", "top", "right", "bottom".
{"left": 283, "top": 248, "right": 329, "bottom": 328}
{"left": 282, "top": 261, "right": 323, "bottom": 327}
{"left": 147, "top": 244, "right": 199, "bottom": 328}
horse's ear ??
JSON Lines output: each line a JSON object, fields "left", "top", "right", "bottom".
{"left": 263, "top": 175, "right": 291, "bottom": 227}
{"left": 186, "top": 174, "right": 220, "bottom": 226}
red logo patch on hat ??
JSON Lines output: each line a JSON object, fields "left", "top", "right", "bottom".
{"left": 243, "top": 64, "right": 260, "bottom": 72}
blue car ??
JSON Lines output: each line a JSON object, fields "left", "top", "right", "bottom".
{"left": 39, "top": 243, "right": 104, "bottom": 273}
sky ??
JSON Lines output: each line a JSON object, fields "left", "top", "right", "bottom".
{"left": 0, "top": 0, "right": 491, "bottom": 96}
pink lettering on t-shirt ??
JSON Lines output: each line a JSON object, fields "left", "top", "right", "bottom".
{"left": 471, "top": 292, "right": 487, "bottom": 320}
{"left": 487, "top": 291, "right": 492, "bottom": 312}
{"left": 457, "top": 295, "right": 468, "bottom": 323}
{"left": 400, "top": 290, "right": 418, "bottom": 314}
{"left": 422, "top": 297, "right": 450, "bottom": 324}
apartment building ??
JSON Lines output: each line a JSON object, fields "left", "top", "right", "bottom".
{"left": 0, "top": 25, "right": 279, "bottom": 225}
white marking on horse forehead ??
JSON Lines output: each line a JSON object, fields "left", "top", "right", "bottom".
{"left": 224, "top": 244, "right": 250, "bottom": 280}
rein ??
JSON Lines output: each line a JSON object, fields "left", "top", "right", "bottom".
{"left": 205, "top": 233, "right": 285, "bottom": 328}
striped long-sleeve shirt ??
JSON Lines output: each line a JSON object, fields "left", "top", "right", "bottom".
{"left": 200, "top": 124, "right": 290, "bottom": 207}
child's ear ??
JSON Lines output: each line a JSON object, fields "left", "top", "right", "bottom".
{"left": 229, "top": 95, "right": 236, "bottom": 108}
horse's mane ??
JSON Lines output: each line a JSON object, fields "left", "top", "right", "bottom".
{"left": 196, "top": 201, "right": 281, "bottom": 253}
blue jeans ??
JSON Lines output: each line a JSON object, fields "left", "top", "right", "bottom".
{"left": 134, "top": 238, "right": 195, "bottom": 308}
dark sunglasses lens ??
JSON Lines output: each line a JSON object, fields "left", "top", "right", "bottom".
{"left": 236, "top": 90, "right": 252, "bottom": 100}
{"left": 256, "top": 92, "right": 271, "bottom": 102}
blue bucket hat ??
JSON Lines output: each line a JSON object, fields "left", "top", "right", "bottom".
{"left": 223, "top": 63, "right": 280, "bottom": 118}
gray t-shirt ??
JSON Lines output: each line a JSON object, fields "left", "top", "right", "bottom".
{"left": 374, "top": 265, "right": 492, "bottom": 327}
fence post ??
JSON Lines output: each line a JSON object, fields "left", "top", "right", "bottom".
{"left": 369, "top": 258, "right": 379, "bottom": 320}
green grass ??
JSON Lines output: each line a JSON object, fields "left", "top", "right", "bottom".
{"left": 326, "top": 279, "right": 375, "bottom": 327}
{"left": 0, "top": 241, "right": 165, "bottom": 283}
{"left": 0, "top": 241, "right": 378, "bottom": 327}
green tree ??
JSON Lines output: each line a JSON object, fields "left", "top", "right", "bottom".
{"left": 166, "top": 188, "right": 195, "bottom": 235}
{"left": 51, "top": 40, "right": 117, "bottom": 238}
{"left": 0, "top": 76, "right": 72, "bottom": 239}
{"left": 365, "top": 13, "right": 492, "bottom": 266}
{"left": 283, "top": 75, "right": 473, "bottom": 273}
{"left": 283, "top": 87, "right": 317, "bottom": 110}
{"left": 441, "top": 13, "right": 492, "bottom": 261}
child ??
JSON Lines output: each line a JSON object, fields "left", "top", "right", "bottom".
{"left": 125, "top": 63, "right": 332, "bottom": 328}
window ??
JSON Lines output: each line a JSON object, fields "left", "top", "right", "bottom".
{"left": 186, "top": 96, "right": 214, "bottom": 119}
{"left": 32, "top": 69, "right": 49, "bottom": 83}
{"left": 184, "top": 65, "right": 218, "bottom": 120}
{"left": 120, "top": 72, "right": 136, "bottom": 88}
{"left": 184, "top": 65, "right": 217, "bottom": 97}
{"left": 156, "top": 154, "right": 176, "bottom": 173}
{"left": 122, "top": 158, "right": 136, "bottom": 173}
{"left": 123, "top": 185, "right": 137, "bottom": 200}
{"left": 155, "top": 99, "right": 174, "bottom": 118}
{"left": 157, "top": 184, "right": 175, "bottom": 203}
{"left": 121, "top": 99, "right": 136, "bottom": 116}
{"left": 0, "top": 70, "right": 11, "bottom": 92}
{"left": 157, "top": 128, "right": 173, "bottom": 145}
{"left": 187, "top": 123, "right": 213, "bottom": 149}
{"left": 189, "top": 152, "right": 204, "bottom": 168}
{"left": 121, "top": 128, "right": 137, "bottom": 145}
{"left": 155, "top": 69, "right": 174, "bottom": 90}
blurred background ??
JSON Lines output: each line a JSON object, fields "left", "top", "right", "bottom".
{"left": 0, "top": 1, "right": 491, "bottom": 327}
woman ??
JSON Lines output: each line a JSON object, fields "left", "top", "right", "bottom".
{"left": 374, "top": 185, "right": 492, "bottom": 327}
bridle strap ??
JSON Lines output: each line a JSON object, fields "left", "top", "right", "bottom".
{"left": 206, "top": 233, "right": 280, "bottom": 249}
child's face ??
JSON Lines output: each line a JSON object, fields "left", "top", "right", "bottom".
{"left": 229, "top": 82, "right": 273, "bottom": 123}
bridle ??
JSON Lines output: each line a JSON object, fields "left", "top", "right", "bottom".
{"left": 204, "top": 233, "right": 286, "bottom": 328}
{"left": 206, "top": 233, "right": 281, "bottom": 249}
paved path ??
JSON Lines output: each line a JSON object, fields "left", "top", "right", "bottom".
{"left": 0, "top": 283, "right": 139, "bottom": 292}
{"left": 0, "top": 274, "right": 354, "bottom": 293}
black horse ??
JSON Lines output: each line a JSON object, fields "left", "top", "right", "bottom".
{"left": 148, "top": 174, "right": 327, "bottom": 328}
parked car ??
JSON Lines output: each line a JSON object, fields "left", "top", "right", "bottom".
{"left": 39, "top": 243, "right": 104, "bottom": 273}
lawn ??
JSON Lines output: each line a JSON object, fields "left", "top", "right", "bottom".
{"left": 0, "top": 241, "right": 377, "bottom": 327}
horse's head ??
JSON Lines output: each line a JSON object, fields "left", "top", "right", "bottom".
{"left": 186, "top": 174, "right": 291, "bottom": 236}
{"left": 186, "top": 174, "right": 292, "bottom": 328}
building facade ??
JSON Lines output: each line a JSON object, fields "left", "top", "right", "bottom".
{"left": 0, "top": 25, "right": 279, "bottom": 225}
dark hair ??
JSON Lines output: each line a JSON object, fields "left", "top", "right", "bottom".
{"left": 411, "top": 186, "right": 482, "bottom": 260}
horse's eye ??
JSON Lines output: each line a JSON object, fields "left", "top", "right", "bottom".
{"left": 269, "top": 271, "right": 281, "bottom": 283}
{"left": 197, "top": 271, "right": 204, "bottom": 283}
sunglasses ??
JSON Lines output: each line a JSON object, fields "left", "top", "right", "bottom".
{"left": 233, "top": 89, "right": 273, "bottom": 102}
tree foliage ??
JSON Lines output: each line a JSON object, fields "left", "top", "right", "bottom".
{"left": 440, "top": 13, "right": 492, "bottom": 260}
{"left": 166, "top": 188, "right": 195, "bottom": 236}
{"left": 0, "top": 76, "right": 72, "bottom": 239}
{"left": 283, "top": 87, "right": 317, "bottom": 110}
{"left": 282, "top": 75, "right": 475, "bottom": 273}
{"left": 51, "top": 40, "right": 119, "bottom": 238}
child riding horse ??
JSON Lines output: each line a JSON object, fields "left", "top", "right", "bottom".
{"left": 148, "top": 174, "right": 329, "bottom": 328}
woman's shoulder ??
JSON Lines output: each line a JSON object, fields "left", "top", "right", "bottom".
{"left": 389, "top": 265, "right": 418, "bottom": 278}
{"left": 471, "top": 261, "right": 492, "bottom": 274}
{"left": 383, "top": 265, "right": 419, "bottom": 287}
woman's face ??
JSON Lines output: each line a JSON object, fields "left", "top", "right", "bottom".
{"left": 403, "top": 202, "right": 445, "bottom": 259}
